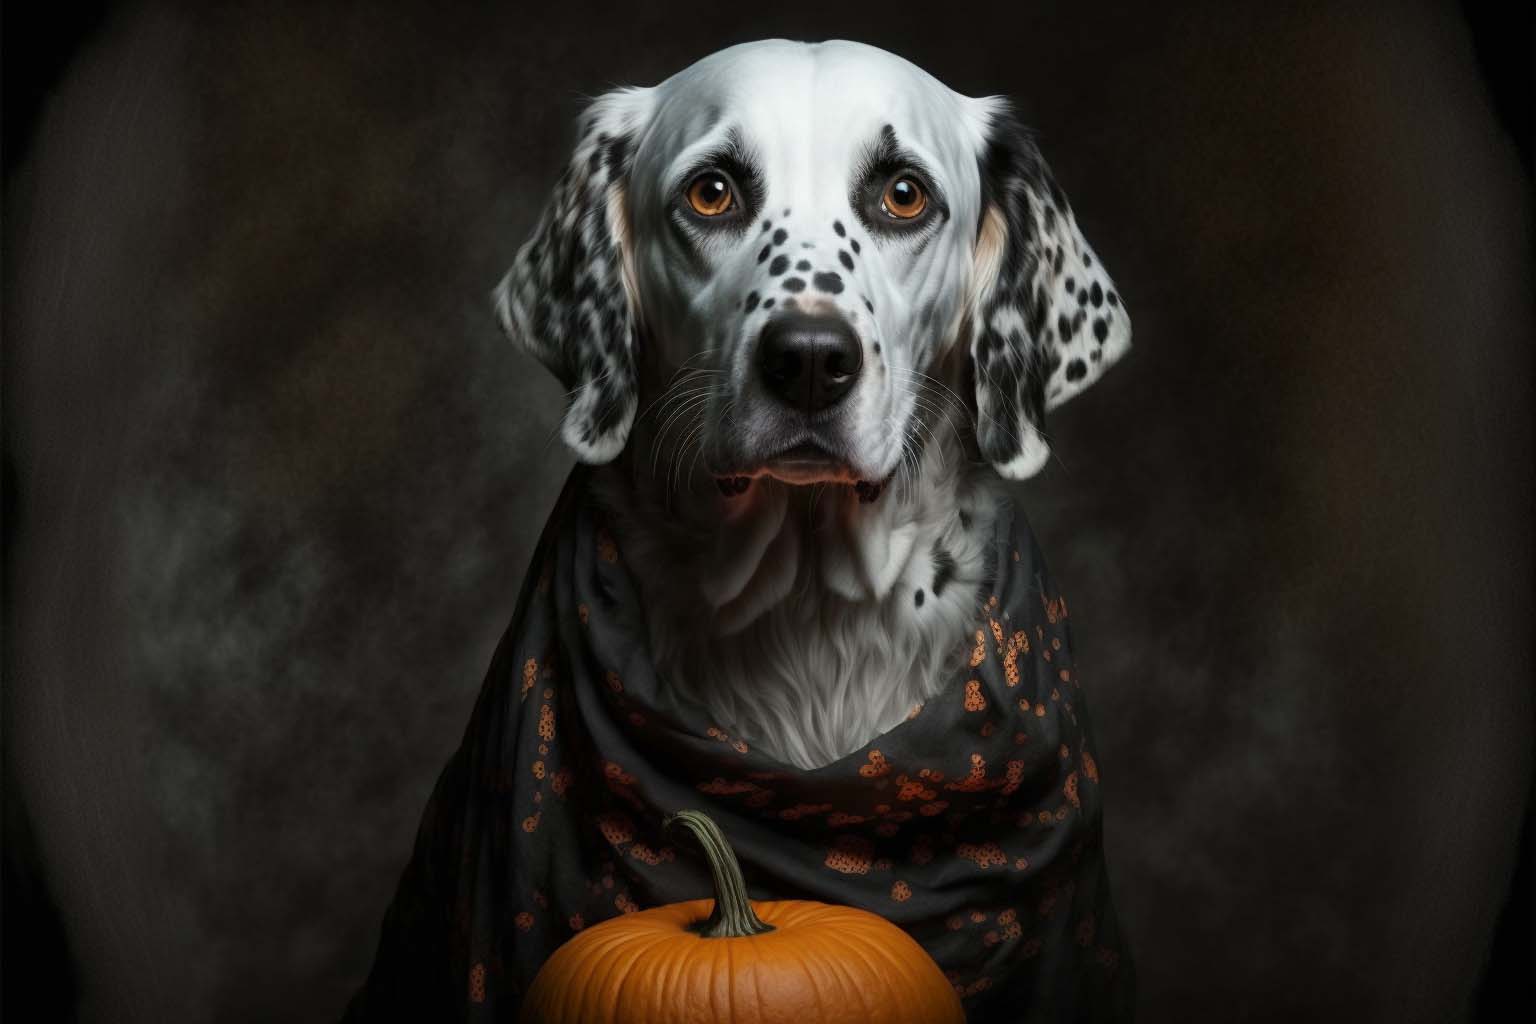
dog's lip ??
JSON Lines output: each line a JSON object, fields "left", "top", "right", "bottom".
{"left": 715, "top": 441, "right": 859, "bottom": 486}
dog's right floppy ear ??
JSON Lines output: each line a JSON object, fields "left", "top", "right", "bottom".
{"left": 493, "top": 87, "right": 655, "bottom": 464}
{"left": 966, "top": 98, "right": 1131, "bottom": 480}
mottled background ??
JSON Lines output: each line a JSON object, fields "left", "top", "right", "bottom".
{"left": 4, "top": 1, "right": 1531, "bottom": 1021}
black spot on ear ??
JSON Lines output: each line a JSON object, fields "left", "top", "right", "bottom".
{"left": 850, "top": 239, "right": 861, "bottom": 255}
{"left": 1093, "top": 317, "right": 1108, "bottom": 343}
{"left": 796, "top": 259, "right": 812, "bottom": 271}
{"left": 773, "top": 228, "right": 788, "bottom": 245}
{"left": 812, "top": 271, "right": 844, "bottom": 294}
{"left": 839, "top": 250, "right": 854, "bottom": 271}
{"left": 1090, "top": 349, "right": 1101, "bottom": 361}
{"left": 763, "top": 298, "right": 776, "bottom": 310}
{"left": 783, "top": 277, "right": 806, "bottom": 293}
{"left": 1107, "top": 291, "right": 1119, "bottom": 307}
{"left": 931, "top": 541, "right": 956, "bottom": 597}
{"left": 1064, "top": 277, "right": 1075, "bottom": 293}
{"left": 1090, "top": 282, "right": 1103, "bottom": 307}
{"left": 914, "top": 588, "right": 925, "bottom": 608}
{"left": 744, "top": 292, "right": 760, "bottom": 312}
{"left": 834, "top": 220, "right": 846, "bottom": 237}
{"left": 1065, "top": 358, "right": 1087, "bottom": 381}
{"left": 769, "top": 254, "right": 789, "bottom": 275}
{"left": 1077, "top": 289, "right": 1089, "bottom": 307}
{"left": 1058, "top": 314, "right": 1072, "bottom": 340}
{"left": 604, "top": 133, "right": 629, "bottom": 175}
{"left": 1083, "top": 252, "right": 1093, "bottom": 267}
{"left": 1049, "top": 179, "right": 1067, "bottom": 211}
{"left": 758, "top": 244, "right": 772, "bottom": 263}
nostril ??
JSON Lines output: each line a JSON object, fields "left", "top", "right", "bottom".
{"left": 763, "top": 348, "right": 803, "bottom": 384}
{"left": 824, "top": 348, "right": 857, "bottom": 382}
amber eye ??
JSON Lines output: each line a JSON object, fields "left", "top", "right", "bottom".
{"left": 881, "top": 176, "right": 927, "bottom": 219}
{"left": 685, "top": 172, "right": 735, "bottom": 216}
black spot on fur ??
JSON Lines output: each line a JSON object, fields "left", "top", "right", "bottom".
{"left": 744, "top": 292, "right": 760, "bottom": 312}
{"left": 873, "top": 342, "right": 881, "bottom": 355}
{"left": 839, "top": 250, "right": 854, "bottom": 271}
{"left": 763, "top": 298, "right": 775, "bottom": 310}
{"left": 1093, "top": 317, "right": 1109, "bottom": 343}
{"left": 834, "top": 220, "right": 846, "bottom": 237}
{"left": 850, "top": 239, "right": 861, "bottom": 255}
{"left": 782, "top": 207, "right": 791, "bottom": 217}
{"left": 769, "top": 254, "right": 789, "bottom": 275}
{"left": 773, "top": 228, "right": 788, "bottom": 246}
{"left": 758, "top": 244, "right": 771, "bottom": 263}
{"left": 1058, "top": 314, "right": 1072, "bottom": 340}
{"left": 1065, "top": 358, "right": 1087, "bottom": 381}
{"left": 796, "top": 259, "right": 812, "bottom": 271}
{"left": 931, "top": 542, "right": 957, "bottom": 596}
{"left": 762, "top": 220, "right": 773, "bottom": 232}
{"left": 1064, "top": 277, "right": 1075, "bottom": 293}
{"left": 812, "top": 271, "right": 844, "bottom": 294}
{"left": 1090, "top": 281, "right": 1103, "bottom": 307}
{"left": 863, "top": 298, "right": 874, "bottom": 313}
{"left": 782, "top": 277, "right": 806, "bottom": 293}
{"left": 604, "top": 133, "right": 629, "bottom": 175}
{"left": 1107, "top": 291, "right": 1119, "bottom": 307}
{"left": 1083, "top": 252, "right": 1093, "bottom": 267}
{"left": 914, "top": 589, "right": 925, "bottom": 608}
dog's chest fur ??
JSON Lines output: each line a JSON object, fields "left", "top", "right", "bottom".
{"left": 594, "top": 440, "right": 1007, "bottom": 770}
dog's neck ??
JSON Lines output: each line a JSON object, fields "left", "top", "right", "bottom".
{"left": 591, "top": 423, "right": 1008, "bottom": 769}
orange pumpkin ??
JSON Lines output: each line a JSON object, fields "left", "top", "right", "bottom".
{"left": 519, "top": 809, "right": 965, "bottom": 1024}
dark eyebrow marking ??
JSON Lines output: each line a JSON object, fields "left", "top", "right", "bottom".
{"left": 678, "top": 125, "right": 765, "bottom": 218}
{"left": 849, "top": 123, "right": 949, "bottom": 227}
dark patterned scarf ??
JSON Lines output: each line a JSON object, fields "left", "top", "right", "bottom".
{"left": 345, "top": 467, "right": 1135, "bottom": 1022}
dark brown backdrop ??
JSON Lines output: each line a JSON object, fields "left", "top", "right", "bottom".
{"left": 5, "top": 1, "right": 1532, "bottom": 1021}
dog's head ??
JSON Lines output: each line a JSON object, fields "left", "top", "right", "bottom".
{"left": 494, "top": 40, "right": 1129, "bottom": 488}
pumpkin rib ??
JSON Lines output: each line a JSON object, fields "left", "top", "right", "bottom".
{"left": 821, "top": 927, "right": 877, "bottom": 1022}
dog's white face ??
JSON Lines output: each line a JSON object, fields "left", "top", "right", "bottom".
{"left": 496, "top": 38, "right": 1129, "bottom": 492}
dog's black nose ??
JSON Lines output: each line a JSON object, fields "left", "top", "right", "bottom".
{"left": 756, "top": 313, "right": 863, "bottom": 413}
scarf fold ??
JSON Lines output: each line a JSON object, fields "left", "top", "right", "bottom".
{"left": 345, "top": 467, "right": 1134, "bottom": 1022}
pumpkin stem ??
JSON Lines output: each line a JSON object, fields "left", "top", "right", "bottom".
{"left": 664, "top": 809, "right": 776, "bottom": 938}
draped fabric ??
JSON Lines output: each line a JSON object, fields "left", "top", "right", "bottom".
{"left": 345, "top": 467, "right": 1135, "bottom": 1022}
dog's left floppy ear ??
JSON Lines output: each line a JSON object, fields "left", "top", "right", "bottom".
{"left": 493, "top": 87, "right": 655, "bottom": 463}
{"left": 966, "top": 99, "right": 1131, "bottom": 480}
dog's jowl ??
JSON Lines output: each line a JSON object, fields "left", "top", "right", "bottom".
{"left": 349, "top": 40, "right": 1135, "bottom": 1023}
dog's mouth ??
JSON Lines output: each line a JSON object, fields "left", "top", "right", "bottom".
{"left": 715, "top": 442, "right": 889, "bottom": 501}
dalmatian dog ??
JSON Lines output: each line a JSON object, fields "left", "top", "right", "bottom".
{"left": 494, "top": 39, "right": 1129, "bottom": 771}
